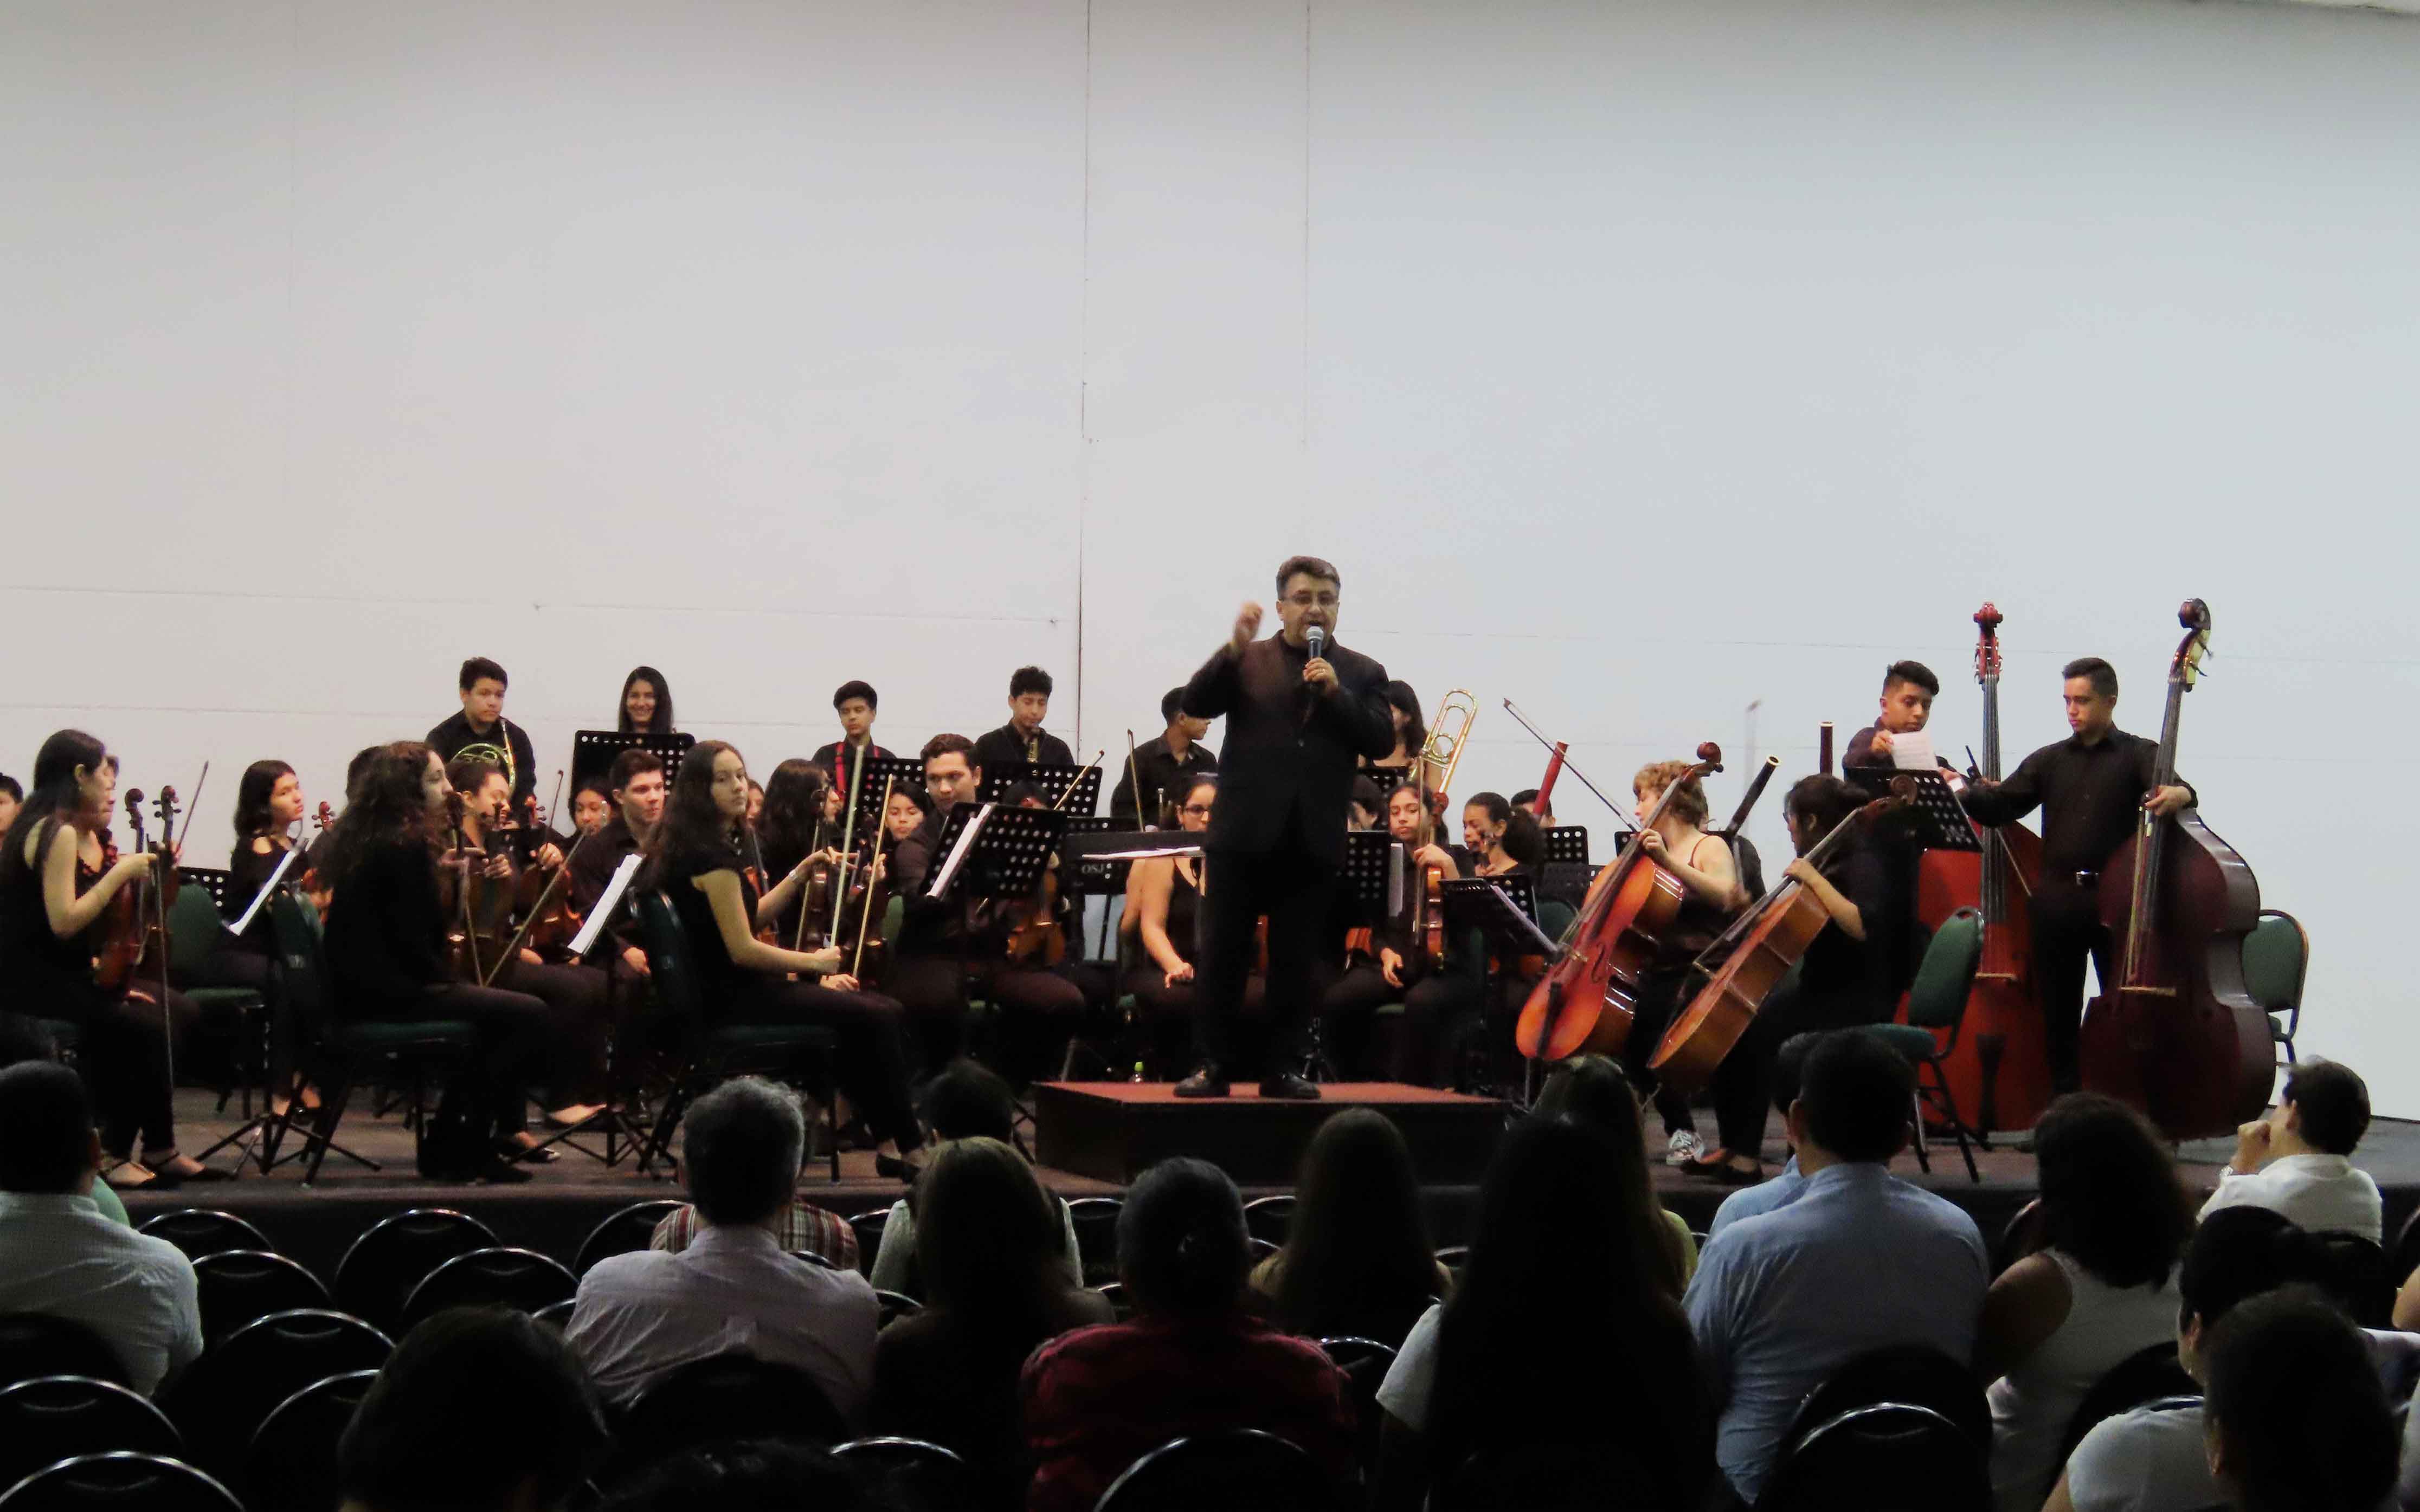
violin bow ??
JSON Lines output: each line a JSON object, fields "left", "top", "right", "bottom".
{"left": 1052, "top": 752, "right": 1105, "bottom": 813}
{"left": 849, "top": 776, "right": 898, "bottom": 979}
{"left": 484, "top": 827, "right": 591, "bottom": 985}
{"left": 1499, "top": 699, "right": 1632, "bottom": 831}
{"left": 1125, "top": 730, "right": 1145, "bottom": 828}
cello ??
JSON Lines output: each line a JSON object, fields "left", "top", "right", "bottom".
{"left": 1905, "top": 604, "right": 2053, "bottom": 1135}
{"left": 2078, "top": 600, "right": 2273, "bottom": 1140}
{"left": 1651, "top": 777, "right": 1915, "bottom": 1090}
{"left": 1514, "top": 742, "right": 1722, "bottom": 1062}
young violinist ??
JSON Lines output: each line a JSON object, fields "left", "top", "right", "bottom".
{"left": 1317, "top": 781, "right": 1466, "bottom": 1083}
{"left": 1622, "top": 759, "right": 1742, "bottom": 1166}
{"left": 1109, "top": 687, "right": 1219, "bottom": 828}
{"left": 189, "top": 760, "right": 308, "bottom": 1113}
{"left": 1690, "top": 774, "right": 1898, "bottom": 1183}
{"left": 426, "top": 656, "right": 537, "bottom": 809}
{"left": 570, "top": 781, "right": 614, "bottom": 838}
{"left": 565, "top": 748, "right": 666, "bottom": 978}
{"left": 972, "top": 667, "right": 1075, "bottom": 772}
{"left": 0, "top": 731, "right": 218, "bottom": 1188}
{"left": 617, "top": 665, "right": 676, "bottom": 735}
{"left": 443, "top": 757, "right": 609, "bottom": 1138}
{"left": 1462, "top": 792, "right": 1528, "bottom": 875}
{"left": 1843, "top": 661, "right": 1952, "bottom": 772}
{"left": 812, "top": 680, "right": 893, "bottom": 803}
{"left": 1960, "top": 656, "right": 2193, "bottom": 1099}
{"left": 756, "top": 759, "right": 848, "bottom": 949}
{"left": 882, "top": 785, "right": 930, "bottom": 847}
{"left": 745, "top": 779, "right": 765, "bottom": 830}
{"left": 637, "top": 740, "right": 925, "bottom": 1178}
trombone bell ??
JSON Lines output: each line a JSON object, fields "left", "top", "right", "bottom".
{"left": 1420, "top": 690, "right": 1479, "bottom": 799}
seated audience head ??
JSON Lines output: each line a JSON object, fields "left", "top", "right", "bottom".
{"left": 2175, "top": 1208, "right": 2331, "bottom": 1377}
{"left": 1531, "top": 1057, "right": 1686, "bottom": 1294}
{"left": 921, "top": 733, "right": 980, "bottom": 811}
{"left": 2269, "top": 1059, "right": 2370, "bottom": 1159}
{"left": 1270, "top": 1108, "right": 1437, "bottom": 1336}
{"left": 338, "top": 1306, "right": 604, "bottom": 1512}
{"left": 601, "top": 1441, "right": 864, "bottom": 1512}
{"left": 921, "top": 1057, "right": 1019, "bottom": 1145}
{"left": 0, "top": 1061, "right": 99, "bottom": 1195}
{"left": 1788, "top": 1029, "right": 1914, "bottom": 1169}
{"left": 0, "top": 1015, "right": 60, "bottom": 1072}
{"left": 2032, "top": 1091, "right": 2192, "bottom": 1289}
{"left": 618, "top": 665, "right": 674, "bottom": 735}
{"left": 833, "top": 680, "right": 879, "bottom": 741}
{"left": 2203, "top": 1287, "right": 2397, "bottom": 1512}
{"left": 1349, "top": 776, "right": 1383, "bottom": 831}
{"left": 1118, "top": 1158, "right": 1249, "bottom": 1322}
{"left": 916, "top": 1136, "right": 1067, "bottom": 1324}
{"left": 682, "top": 1077, "right": 806, "bottom": 1229}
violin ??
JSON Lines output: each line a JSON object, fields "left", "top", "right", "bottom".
{"left": 511, "top": 797, "right": 584, "bottom": 959}
{"left": 440, "top": 790, "right": 495, "bottom": 981}
{"left": 791, "top": 818, "right": 836, "bottom": 954}
{"left": 96, "top": 786, "right": 182, "bottom": 994}
{"left": 1650, "top": 777, "right": 1915, "bottom": 1091}
{"left": 1515, "top": 742, "right": 1723, "bottom": 1062}
{"left": 1004, "top": 764, "right": 1095, "bottom": 969}
{"left": 2078, "top": 600, "right": 2272, "bottom": 1140}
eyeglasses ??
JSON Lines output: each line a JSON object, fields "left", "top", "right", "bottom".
{"left": 1283, "top": 591, "right": 1338, "bottom": 609}
{"left": 1180, "top": 804, "right": 1214, "bottom": 817}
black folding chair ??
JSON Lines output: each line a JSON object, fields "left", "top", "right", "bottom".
{"left": 399, "top": 1247, "right": 577, "bottom": 1329}
{"left": 134, "top": 1210, "right": 274, "bottom": 1264}
{"left": 614, "top": 1352, "right": 849, "bottom": 1478}
{"left": 0, "top": 1452, "right": 243, "bottom": 1512}
{"left": 847, "top": 1207, "right": 893, "bottom": 1279}
{"left": 0, "top": 1375, "right": 181, "bottom": 1490}
{"left": 0, "top": 1315, "right": 126, "bottom": 1393}
{"left": 1243, "top": 1194, "right": 1296, "bottom": 1245}
{"left": 157, "top": 1310, "right": 392, "bottom": 1482}
{"left": 2057, "top": 1342, "right": 2196, "bottom": 1464}
{"left": 332, "top": 1209, "right": 499, "bottom": 1335}
{"left": 573, "top": 1200, "right": 688, "bottom": 1275}
{"left": 1756, "top": 1403, "right": 1987, "bottom": 1512}
{"left": 828, "top": 1437, "right": 982, "bottom": 1509}
{"left": 190, "top": 1251, "right": 331, "bottom": 1346}
{"left": 1780, "top": 1343, "right": 1990, "bottom": 1455}
{"left": 1095, "top": 1429, "right": 1346, "bottom": 1512}
{"left": 241, "top": 1368, "right": 376, "bottom": 1512}
{"left": 1066, "top": 1196, "right": 1124, "bottom": 1287}
{"left": 1316, "top": 1337, "right": 1397, "bottom": 1475}
{"left": 875, "top": 1290, "right": 923, "bottom": 1329}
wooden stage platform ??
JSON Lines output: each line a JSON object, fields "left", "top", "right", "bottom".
{"left": 1032, "top": 1081, "right": 1506, "bottom": 1185}
{"left": 123, "top": 1087, "right": 2420, "bottom": 1286}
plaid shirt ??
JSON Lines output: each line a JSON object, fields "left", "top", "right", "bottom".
{"left": 1020, "top": 1314, "right": 1356, "bottom": 1512}
{"left": 649, "top": 1199, "right": 860, "bottom": 1272}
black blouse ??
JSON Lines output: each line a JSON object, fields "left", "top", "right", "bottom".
{"left": 0, "top": 818, "right": 104, "bottom": 1014}
{"left": 322, "top": 838, "right": 446, "bottom": 1006}
{"left": 658, "top": 843, "right": 758, "bottom": 1010}
{"left": 222, "top": 837, "right": 293, "bottom": 955}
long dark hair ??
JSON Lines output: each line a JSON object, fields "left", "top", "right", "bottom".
{"left": 1425, "top": 1117, "right": 1710, "bottom": 1502}
{"left": 1381, "top": 681, "right": 1426, "bottom": 759}
{"left": 758, "top": 759, "right": 830, "bottom": 874}
{"left": 1269, "top": 1109, "right": 1439, "bottom": 1339}
{"left": 639, "top": 739, "right": 743, "bottom": 891}
{"left": 0, "top": 730, "right": 110, "bottom": 894}
{"left": 617, "top": 665, "right": 675, "bottom": 735}
{"left": 312, "top": 742, "right": 439, "bottom": 893}
{"left": 2033, "top": 1092, "right": 2192, "bottom": 1290}
{"left": 1530, "top": 1056, "right": 1688, "bottom": 1295}
{"left": 233, "top": 760, "right": 295, "bottom": 840}
{"left": 916, "top": 1137, "right": 1078, "bottom": 1344}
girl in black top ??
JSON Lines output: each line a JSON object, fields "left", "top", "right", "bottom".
{"left": 187, "top": 758, "right": 309, "bottom": 1110}
{"left": 757, "top": 759, "right": 844, "bottom": 949}
{"left": 1692, "top": 773, "right": 1897, "bottom": 1183}
{"left": 616, "top": 665, "right": 675, "bottom": 735}
{"left": 0, "top": 729, "right": 218, "bottom": 1186}
{"left": 640, "top": 740, "right": 924, "bottom": 1177}
{"left": 1124, "top": 777, "right": 1257, "bottom": 1076}
{"left": 318, "top": 741, "right": 561, "bottom": 1183}
{"left": 1315, "top": 781, "right": 1467, "bottom": 1083}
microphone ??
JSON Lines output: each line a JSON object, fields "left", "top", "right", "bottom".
{"left": 1306, "top": 626, "right": 1327, "bottom": 663}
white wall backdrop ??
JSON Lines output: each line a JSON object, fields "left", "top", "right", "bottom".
{"left": 7, "top": 0, "right": 2419, "bottom": 1103}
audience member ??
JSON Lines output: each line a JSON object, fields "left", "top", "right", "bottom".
{"left": 2199, "top": 1059, "right": 2382, "bottom": 1243}
{"left": 2203, "top": 1288, "right": 2398, "bottom": 1512}
{"left": 338, "top": 1306, "right": 606, "bottom": 1512}
{"left": 870, "top": 1138, "right": 1111, "bottom": 1507}
{"left": 0, "top": 1015, "right": 128, "bottom": 1227}
{"left": 1249, "top": 1108, "right": 1449, "bottom": 1343}
{"left": 600, "top": 1441, "right": 869, "bottom": 1512}
{"left": 1979, "top": 1093, "right": 2192, "bottom": 1512}
{"left": 2045, "top": 1207, "right": 2333, "bottom": 1512}
{"left": 1021, "top": 1157, "right": 1356, "bottom": 1512}
{"left": 646, "top": 1196, "right": 859, "bottom": 1272}
{"left": 0, "top": 1060, "right": 199, "bottom": 1393}
{"left": 1683, "top": 1028, "right": 1988, "bottom": 1505}
{"left": 1530, "top": 1055, "right": 1697, "bottom": 1286}
{"left": 1373, "top": 1116, "right": 1712, "bottom": 1512}
{"left": 870, "top": 1060, "right": 1080, "bottom": 1296}
{"left": 567, "top": 1078, "right": 879, "bottom": 1420}
{"left": 1704, "top": 1033, "right": 1817, "bottom": 1239}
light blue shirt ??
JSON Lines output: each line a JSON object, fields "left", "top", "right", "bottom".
{"left": 1708, "top": 1155, "right": 1805, "bottom": 1238}
{"left": 1684, "top": 1161, "right": 1987, "bottom": 1504}
{"left": 0, "top": 1191, "right": 202, "bottom": 1394}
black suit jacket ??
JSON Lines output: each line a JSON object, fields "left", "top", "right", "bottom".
{"left": 1181, "top": 634, "right": 1394, "bottom": 867}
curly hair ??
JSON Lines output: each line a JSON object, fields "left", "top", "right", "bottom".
{"left": 1633, "top": 761, "right": 1709, "bottom": 826}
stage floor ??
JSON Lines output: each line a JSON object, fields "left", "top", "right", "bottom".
{"left": 126, "top": 1088, "right": 2420, "bottom": 1282}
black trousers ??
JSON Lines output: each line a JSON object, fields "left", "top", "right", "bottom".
{"left": 718, "top": 978, "right": 922, "bottom": 1151}
{"left": 488, "top": 957, "right": 613, "bottom": 1108}
{"left": 2029, "top": 880, "right": 2112, "bottom": 1097}
{"left": 364, "top": 981, "right": 556, "bottom": 1142}
{"left": 1709, "top": 978, "right": 1890, "bottom": 1157}
{"left": 1194, "top": 845, "right": 1336, "bottom": 1077}
{"left": 1130, "top": 964, "right": 1264, "bottom": 1077}
{"left": 1620, "top": 965, "right": 1699, "bottom": 1139}
{"left": 887, "top": 953, "right": 1097, "bottom": 1080}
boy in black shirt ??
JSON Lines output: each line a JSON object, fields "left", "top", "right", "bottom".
{"left": 426, "top": 656, "right": 537, "bottom": 809}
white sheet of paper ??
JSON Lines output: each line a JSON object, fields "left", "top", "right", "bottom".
{"left": 227, "top": 844, "right": 302, "bottom": 938}
{"left": 1890, "top": 731, "right": 1939, "bottom": 772}
{"left": 568, "top": 853, "right": 642, "bottom": 958}
{"left": 928, "top": 803, "right": 996, "bottom": 899}
{"left": 1388, "top": 841, "right": 1405, "bottom": 914}
{"left": 1090, "top": 845, "right": 1206, "bottom": 861}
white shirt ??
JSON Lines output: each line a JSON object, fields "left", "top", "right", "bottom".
{"left": 567, "top": 1221, "right": 879, "bottom": 1421}
{"left": 1375, "top": 1301, "right": 1444, "bottom": 1432}
{"left": 1986, "top": 1251, "right": 2180, "bottom": 1512}
{"left": 2064, "top": 1401, "right": 2216, "bottom": 1512}
{"left": 2198, "top": 1152, "right": 2382, "bottom": 1243}
{"left": 0, "top": 1191, "right": 202, "bottom": 1395}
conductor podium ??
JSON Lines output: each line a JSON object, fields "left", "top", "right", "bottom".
{"left": 1031, "top": 1081, "right": 1507, "bottom": 1185}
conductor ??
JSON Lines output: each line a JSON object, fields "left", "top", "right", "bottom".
{"left": 1175, "top": 555, "right": 1396, "bottom": 1100}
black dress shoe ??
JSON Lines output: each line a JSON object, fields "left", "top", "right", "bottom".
{"left": 874, "top": 1151, "right": 927, "bottom": 1183}
{"left": 1257, "top": 1072, "right": 1321, "bottom": 1101}
{"left": 1174, "top": 1065, "right": 1231, "bottom": 1099}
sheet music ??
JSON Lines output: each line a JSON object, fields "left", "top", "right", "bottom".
{"left": 1388, "top": 842, "right": 1405, "bottom": 915}
{"left": 1091, "top": 844, "right": 1205, "bottom": 861}
{"left": 568, "top": 854, "right": 641, "bottom": 957}
{"left": 1890, "top": 731, "right": 1940, "bottom": 771}
{"left": 928, "top": 803, "right": 995, "bottom": 899}
{"left": 227, "top": 845, "right": 301, "bottom": 938}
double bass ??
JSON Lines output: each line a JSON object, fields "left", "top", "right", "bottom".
{"left": 1515, "top": 742, "right": 1722, "bottom": 1062}
{"left": 1651, "top": 777, "right": 1915, "bottom": 1090}
{"left": 2078, "top": 600, "right": 2272, "bottom": 1140}
{"left": 1904, "top": 604, "right": 2053, "bottom": 1135}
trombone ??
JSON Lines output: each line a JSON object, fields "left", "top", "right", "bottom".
{"left": 1419, "top": 689, "right": 1478, "bottom": 802}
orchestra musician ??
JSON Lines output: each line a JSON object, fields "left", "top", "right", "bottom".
{"left": 569, "top": 781, "right": 614, "bottom": 838}
{"left": 0, "top": 775, "right": 20, "bottom": 838}
{"left": 426, "top": 657, "right": 537, "bottom": 809}
{"left": 972, "top": 667, "right": 1074, "bottom": 772}
{"left": 1959, "top": 656, "right": 2193, "bottom": 1100}
{"left": 188, "top": 760, "right": 308, "bottom": 1113}
{"left": 1109, "top": 687, "right": 1219, "bottom": 828}
{"left": 1510, "top": 787, "right": 1554, "bottom": 829}
{"left": 565, "top": 747, "right": 666, "bottom": 980}
{"left": 1690, "top": 775, "right": 1899, "bottom": 1183}
{"left": 638, "top": 740, "right": 926, "bottom": 1178}
{"left": 745, "top": 779, "right": 765, "bottom": 829}
{"left": 1622, "top": 759, "right": 1742, "bottom": 1166}
{"left": 756, "top": 759, "right": 842, "bottom": 947}
{"left": 812, "top": 680, "right": 892, "bottom": 800}
{"left": 1348, "top": 776, "right": 1384, "bottom": 833}
{"left": 1123, "top": 776, "right": 1258, "bottom": 1075}
{"left": 1363, "top": 681, "right": 1439, "bottom": 788}
{"left": 1175, "top": 556, "right": 1396, "bottom": 1100}
{"left": 1318, "top": 780, "right": 1465, "bottom": 1083}
{"left": 617, "top": 665, "right": 677, "bottom": 736}
{"left": 0, "top": 731, "right": 218, "bottom": 1188}
{"left": 1843, "top": 660, "right": 1953, "bottom": 772}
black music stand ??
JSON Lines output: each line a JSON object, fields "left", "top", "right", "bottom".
{"left": 1442, "top": 876, "right": 1557, "bottom": 958}
{"left": 1362, "top": 766, "right": 1412, "bottom": 795}
{"left": 570, "top": 731, "right": 693, "bottom": 795}
{"left": 1338, "top": 830, "right": 1398, "bottom": 919}
{"left": 1059, "top": 816, "right": 1145, "bottom": 961}
{"left": 980, "top": 761, "right": 1103, "bottom": 815}
{"left": 1542, "top": 826, "right": 1591, "bottom": 869}
{"left": 926, "top": 804, "right": 1070, "bottom": 907}
{"left": 846, "top": 758, "right": 929, "bottom": 825}
{"left": 1865, "top": 770, "right": 1980, "bottom": 853}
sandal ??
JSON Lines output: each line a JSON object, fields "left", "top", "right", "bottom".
{"left": 102, "top": 1159, "right": 170, "bottom": 1191}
